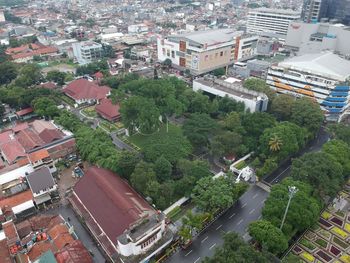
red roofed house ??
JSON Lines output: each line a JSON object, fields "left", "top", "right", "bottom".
{"left": 55, "top": 240, "right": 93, "bottom": 263}
{"left": 63, "top": 79, "right": 110, "bottom": 106}
{"left": 95, "top": 98, "right": 121, "bottom": 122}
{"left": 16, "top": 107, "right": 35, "bottom": 120}
{"left": 0, "top": 140, "right": 26, "bottom": 165}
{"left": 69, "top": 166, "right": 171, "bottom": 262}
{"left": 6, "top": 44, "right": 59, "bottom": 63}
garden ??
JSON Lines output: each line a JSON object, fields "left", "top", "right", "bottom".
{"left": 286, "top": 180, "right": 350, "bottom": 263}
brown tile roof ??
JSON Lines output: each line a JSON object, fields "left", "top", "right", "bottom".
{"left": 28, "top": 149, "right": 50, "bottom": 163}
{"left": 16, "top": 129, "right": 44, "bottom": 151}
{"left": 63, "top": 79, "right": 110, "bottom": 101}
{"left": 95, "top": 98, "right": 121, "bottom": 122}
{"left": 55, "top": 240, "right": 93, "bottom": 263}
{"left": 16, "top": 220, "right": 32, "bottom": 239}
{"left": 27, "top": 241, "right": 57, "bottom": 261}
{"left": 0, "top": 140, "right": 26, "bottom": 164}
{"left": 12, "top": 122, "right": 29, "bottom": 133}
{"left": 31, "top": 120, "right": 57, "bottom": 134}
{"left": 0, "top": 190, "right": 33, "bottom": 211}
{"left": 16, "top": 108, "right": 33, "bottom": 117}
{"left": 47, "top": 224, "right": 74, "bottom": 250}
{"left": 72, "top": 166, "right": 155, "bottom": 243}
{"left": 0, "top": 130, "right": 12, "bottom": 144}
{"left": 29, "top": 215, "right": 63, "bottom": 231}
{"left": 3, "top": 221, "right": 19, "bottom": 247}
{"left": 39, "top": 128, "right": 64, "bottom": 143}
{"left": 0, "top": 240, "right": 12, "bottom": 263}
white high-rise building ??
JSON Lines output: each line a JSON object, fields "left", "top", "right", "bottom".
{"left": 247, "top": 8, "right": 301, "bottom": 38}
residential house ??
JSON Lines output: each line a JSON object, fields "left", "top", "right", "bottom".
{"left": 95, "top": 98, "right": 121, "bottom": 122}
{"left": 26, "top": 166, "right": 58, "bottom": 206}
{"left": 63, "top": 78, "right": 111, "bottom": 106}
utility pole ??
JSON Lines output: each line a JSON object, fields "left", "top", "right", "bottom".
{"left": 280, "top": 186, "right": 298, "bottom": 230}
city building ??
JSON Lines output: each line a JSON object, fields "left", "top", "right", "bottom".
{"left": 69, "top": 166, "right": 172, "bottom": 262}
{"left": 157, "top": 29, "right": 258, "bottom": 75}
{"left": 5, "top": 44, "right": 59, "bottom": 63}
{"left": 63, "top": 79, "right": 111, "bottom": 105}
{"left": 247, "top": 8, "right": 301, "bottom": 38}
{"left": 266, "top": 52, "right": 350, "bottom": 121}
{"left": 0, "top": 10, "right": 5, "bottom": 23}
{"left": 193, "top": 76, "right": 269, "bottom": 112}
{"left": 324, "top": 0, "right": 350, "bottom": 25}
{"left": 26, "top": 166, "right": 58, "bottom": 206}
{"left": 301, "top": 0, "right": 327, "bottom": 22}
{"left": 285, "top": 21, "right": 350, "bottom": 56}
{"left": 95, "top": 98, "right": 121, "bottom": 122}
{"left": 72, "top": 41, "right": 103, "bottom": 65}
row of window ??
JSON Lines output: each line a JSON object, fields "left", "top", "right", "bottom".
{"left": 140, "top": 234, "right": 158, "bottom": 249}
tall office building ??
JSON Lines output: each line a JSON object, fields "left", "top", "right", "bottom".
{"left": 301, "top": 0, "right": 327, "bottom": 22}
{"left": 247, "top": 8, "right": 301, "bottom": 38}
{"left": 325, "top": 0, "right": 350, "bottom": 25}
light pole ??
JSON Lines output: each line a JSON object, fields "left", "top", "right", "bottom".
{"left": 280, "top": 186, "right": 298, "bottom": 230}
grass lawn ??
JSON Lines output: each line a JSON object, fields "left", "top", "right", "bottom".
{"left": 99, "top": 120, "right": 118, "bottom": 133}
{"left": 59, "top": 94, "right": 75, "bottom": 107}
{"left": 129, "top": 124, "right": 181, "bottom": 150}
{"left": 82, "top": 106, "right": 97, "bottom": 118}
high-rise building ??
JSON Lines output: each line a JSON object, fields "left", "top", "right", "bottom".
{"left": 325, "top": 0, "right": 350, "bottom": 25}
{"left": 157, "top": 29, "right": 258, "bottom": 75}
{"left": 247, "top": 8, "right": 301, "bottom": 38}
{"left": 266, "top": 52, "right": 350, "bottom": 121}
{"left": 72, "top": 41, "right": 103, "bottom": 65}
{"left": 301, "top": 0, "right": 326, "bottom": 22}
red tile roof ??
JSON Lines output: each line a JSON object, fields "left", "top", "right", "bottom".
{"left": 7, "top": 44, "right": 58, "bottom": 60}
{"left": 63, "top": 79, "right": 110, "bottom": 101}
{"left": 94, "top": 71, "right": 103, "bottom": 78}
{"left": 48, "top": 224, "right": 74, "bottom": 250}
{"left": 12, "top": 122, "right": 29, "bottom": 133}
{"left": 16, "top": 220, "right": 32, "bottom": 239}
{"left": 0, "top": 190, "right": 33, "bottom": 211}
{"left": 27, "top": 241, "right": 57, "bottom": 261}
{"left": 29, "top": 215, "right": 63, "bottom": 231}
{"left": 0, "top": 140, "right": 26, "bottom": 164}
{"left": 55, "top": 240, "right": 93, "bottom": 263}
{"left": 16, "top": 108, "right": 33, "bottom": 117}
{"left": 72, "top": 166, "right": 155, "bottom": 243}
{"left": 0, "top": 130, "right": 12, "bottom": 145}
{"left": 28, "top": 149, "right": 50, "bottom": 163}
{"left": 0, "top": 240, "right": 12, "bottom": 263}
{"left": 16, "top": 129, "right": 44, "bottom": 151}
{"left": 3, "top": 221, "right": 19, "bottom": 247}
{"left": 95, "top": 98, "right": 121, "bottom": 122}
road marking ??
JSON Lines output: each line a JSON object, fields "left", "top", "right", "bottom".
{"left": 269, "top": 166, "right": 290, "bottom": 183}
{"left": 252, "top": 193, "right": 258, "bottom": 199}
{"left": 229, "top": 213, "right": 235, "bottom": 219}
{"left": 249, "top": 208, "right": 255, "bottom": 214}
{"left": 194, "top": 257, "right": 201, "bottom": 263}
{"left": 237, "top": 219, "right": 243, "bottom": 225}
{"left": 242, "top": 203, "right": 247, "bottom": 208}
{"left": 185, "top": 250, "right": 193, "bottom": 257}
{"left": 209, "top": 243, "right": 216, "bottom": 250}
{"left": 201, "top": 236, "right": 208, "bottom": 243}
{"left": 258, "top": 215, "right": 262, "bottom": 220}
{"left": 261, "top": 199, "right": 266, "bottom": 205}
{"left": 216, "top": 224, "right": 222, "bottom": 230}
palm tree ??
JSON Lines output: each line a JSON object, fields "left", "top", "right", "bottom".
{"left": 269, "top": 134, "right": 283, "bottom": 152}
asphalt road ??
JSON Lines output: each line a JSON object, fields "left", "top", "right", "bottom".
{"left": 167, "top": 185, "right": 269, "bottom": 263}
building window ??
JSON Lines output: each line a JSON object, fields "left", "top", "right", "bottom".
{"left": 179, "top": 41, "right": 186, "bottom": 52}
{"left": 220, "top": 51, "right": 223, "bottom": 56}
{"left": 162, "top": 48, "right": 165, "bottom": 55}
{"left": 166, "top": 50, "right": 170, "bottom": 57}
{"left": 171, "top": 50, "right": 175, "bottom": 58}
{"left": 140, "top": 234, "right": 158, "bottom": 249}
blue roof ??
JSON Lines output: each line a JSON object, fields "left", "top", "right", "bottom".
{"left": 325, "top": 97, "right": 347, "bottom": 102}
{"left": 321, "top": 101, "right": 346, "bottom": 107}
{"left": 334, "top": 86, "right": 350, "bottom": 91}
{"left": 330, "top": 91, "right": 348, "bottom": 97}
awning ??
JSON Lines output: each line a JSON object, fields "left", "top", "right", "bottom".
{"left": 12, "top": 200, "right": 35, "bottom": 214}
{"left": 34, "top": 194, "right": 52, "bottom": 205}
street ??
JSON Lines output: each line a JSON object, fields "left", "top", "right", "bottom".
{"left": 167, "top": 185, "right": 269, "bottom": 263}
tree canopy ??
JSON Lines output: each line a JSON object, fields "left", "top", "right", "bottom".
{"left": 32, "top": 97, "right": 59, "bottom": 118}
{"left": 270, "top": 94, "right": 295, "bottom": 121}
{"left": 0, "top": 62, "right": 18, "bottom": 85}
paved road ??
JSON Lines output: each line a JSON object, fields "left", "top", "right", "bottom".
{"left": 167, "top": 185, "right": 269, "bottom": 263}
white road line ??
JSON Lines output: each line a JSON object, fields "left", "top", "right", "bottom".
{"left": 252, "top": 193, "right": 258, "bottom": 199}
{"left": 185, "top": 250, "right": 193, "bottom": 257}
{"left": 209, "top": 243, "right": 216, "bottom": 250}
{"left": 249, "top": 208, "right": 255, "bottom": 214}
{"left": 242, "top": 203, "right": 247, "bottom": 208}
{"left": 201, "top": 236, "right": 208, "bottom": 243}
{"left": 258, "top": 215, "right": 262, "bottom": 220}
{"left": 216, "top": 224, "right": 222, "bottom": 230}
{"left": 194, "top": 257, "right": 201, "bottom": 263}
{"left": 229, "top": 213, "right": 236, "bottom": 219}
{"left": 237, "top": 219, "right": 243, "bottom": 225}
{"left": 261, "top": 199, "right": 266, "bottom": 204}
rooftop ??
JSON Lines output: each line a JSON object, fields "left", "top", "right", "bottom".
{"left": 250, "top": 7, "right": 301, "bottom": 16}
{"left": 63, "top": 79, "right": 110, "bottom": 101}
{"left": 26, "top": 166, "right": 55, "bottom": 194}
{"left": 278, "top": 52, "right": 350, "bottom": 81}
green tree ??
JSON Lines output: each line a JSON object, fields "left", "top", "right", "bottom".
{"left": 130, "top": 161, "right": 157, "bottom": 194}
{"left": 192, "top": 176, "right": 247, "bottom": 213}
{"left": 183, "top": 113, "right": 218, "bottom": 148}
{"left": 248, "top": 220, "right": 288, "bottom": 255}
{"left": 211, "top": 131, "right": 244, "bottom": 157}
{"left": 15, "top": 64, "right": 43, "bottom": 87}
{"left": 262, "top": 178, "right": 321, "bottom": 238}
{"left": 46, "top": 70, "right": 67, "bottom": 85}
{"left": 217, "top": 96, "right": 245, "bottom": 114}
{"left": 32, "top": 97, "right": 59, "bottom": 118}
{"left": 291, "top": 151, "right": 344, "bottom": 200}
{"left": 268, "top": 134, "right": 283, "bottom": 152}
{"left": 322, "top": 139, "right": 350, "bottom": 176}
{"left": 243, "top": 78, "right": 276, "bottom": 101}
{"left": 212, "top": 67, "right": 225, "bottom": 76}
{"left": 0, "top": 62, "right": 18, "bottom": 85}
{"left": 120, "top": 96, "right": 160, "bottom": 134}
{"left": 327, "top": 123, "right": 350, "bottom": 145}
{"left": 203, "top": 232, "right": 273, "bottom": 263}
{"left": 154, "top": 155, "right": 172, "bottom": 182}
{"left": 114, "top": 151, "right": 139, "bottom": 180}
{"left": 270, "top": 94, "right": 295, "bottom": 120}
{"left": 290, "top": 97, "right": 323, "bottom": 137}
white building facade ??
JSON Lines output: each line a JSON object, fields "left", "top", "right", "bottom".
{"left": 247, "top": 8, "right": 301, "bottom": 38}
{"left": 72, "top": 41, "right": 103, "bottom": 65}
{"left": 266, "top": 52, "right": 350, "bottom": 121}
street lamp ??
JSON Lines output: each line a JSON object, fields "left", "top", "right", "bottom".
{"left": 280, "top": 185, "right": 298, "bottom": 230}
